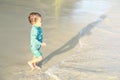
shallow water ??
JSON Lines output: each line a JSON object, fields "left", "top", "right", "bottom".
{"left": 0, "top": 0, "right": 120, "bottom": 80}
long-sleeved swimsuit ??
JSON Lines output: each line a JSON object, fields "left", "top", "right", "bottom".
{"left": 30, "top": 25, "right": 43, "bottom": 58}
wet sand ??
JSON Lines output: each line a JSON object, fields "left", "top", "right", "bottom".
{"left": 44, "top": 0, "right": 120, "bottom": 80}
{"left": 46, "top": 16, "right": 120, "bottom": 80}
{"left": 0, "top": 0, "right": 120, "bottom": 80}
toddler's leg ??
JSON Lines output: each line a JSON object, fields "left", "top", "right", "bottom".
{"left": 33, "top": 56, "right": 43, "bottom": 70}
{"left": 34, "top": 62, "right": 41, "bottom": 70}
{"left": 27, "top": 56, "right": 38, "bottom": 71}
{"left": 27, "top": 61, "right": 35, "bottom": 71}
{"left": 30, "top": 48, "right": 43, "bottom": 70}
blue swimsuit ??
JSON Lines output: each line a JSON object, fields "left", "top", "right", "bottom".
{"left": 30, "top": 25, "right": 43, "bottom": 58}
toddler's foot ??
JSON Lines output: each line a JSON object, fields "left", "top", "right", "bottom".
{"left": 35, "top": 66, "right": 41, "bottom": 70}
{"left": 30, "top": 68, "right": 35, "bottom": 72}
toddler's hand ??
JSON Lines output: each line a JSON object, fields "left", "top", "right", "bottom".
{"left": 41, "top": 42, "right": 46, "bottom": 47}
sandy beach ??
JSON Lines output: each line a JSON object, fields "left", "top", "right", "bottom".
{"left": 0, "top": 0, "right": 120, "bottom": 80}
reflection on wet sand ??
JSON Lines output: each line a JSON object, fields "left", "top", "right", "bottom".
{"left": 54, "top": 0, "right": 63, "bottom": 18}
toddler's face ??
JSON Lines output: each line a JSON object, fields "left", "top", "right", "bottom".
{"left": 34, "top": 17, "right": 42, "bottom": 26}
{"left": 35, "top": 17, "right": 41, "bottom": 24}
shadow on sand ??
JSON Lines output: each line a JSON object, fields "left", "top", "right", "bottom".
{"left": 40, "top": 15, "right": 106, "bottom": 66}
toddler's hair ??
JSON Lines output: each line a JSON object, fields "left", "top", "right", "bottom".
{"left": 28, "top": 12, "right": 42, "bottom": 24}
